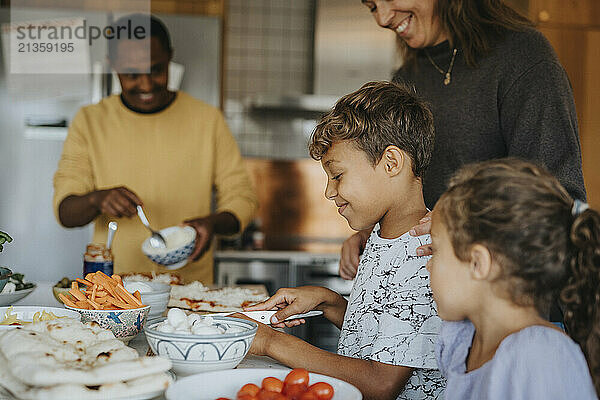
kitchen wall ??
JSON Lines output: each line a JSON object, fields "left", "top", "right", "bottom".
{"left": 223, "top": 0, "right": 398, "bottom": 159}
{"left": 223, "top": 0, "right": 315, "bottom": 159}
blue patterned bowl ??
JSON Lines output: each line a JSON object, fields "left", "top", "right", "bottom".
{"left": 65, "top": 305, "right": 151, "bottom": 342}
{"left": 141, "top": 226, "right": 196, "bottom": 270}
{"left": 144, "top": 316, "right": 257, "bottom": 376}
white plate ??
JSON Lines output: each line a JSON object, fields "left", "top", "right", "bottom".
{"left": 0, "top": 305, "right": 80, "bottom": 330}
{"left": 0, "top": 285, "right": 36, "bottom": 306}
{"left": 165, "top": 368, "right": 362, "bottom": 400}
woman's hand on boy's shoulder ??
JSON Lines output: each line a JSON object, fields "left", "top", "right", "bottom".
{"left": 409, "top": 212, "right": 432, "bottom": 256}
{"left": 244, "top": 286, "right": 336, "bottom": 328}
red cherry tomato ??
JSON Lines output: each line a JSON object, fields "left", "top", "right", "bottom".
{"left": 298, "top": 392, "right": 317, "bottom": 400}
{"left": 283, "top": 384, "right": 307, "bottom": 400}
{"left": 308, "top": 382, "right": 334, "bottom": 400}
{"left": 262, "top": 377, "right": 284, "bottom": 393}
{"left": 216, "top": 398, "right": 232, "bottom": 400}
{"left": 257, "top": 390, "right": 286, "bottom": 400}
{"left": 238, "top": 383, "right": 261, "bottom": 397}
{"left": 236, "top": 396, "right": 257, "bottom": 400}
{"left": 284, "top": 369, "right": 310, "bottom": 388}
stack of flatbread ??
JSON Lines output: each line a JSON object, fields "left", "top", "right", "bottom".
{"left": 0, "top": 318, "right": 172, "bottom": 399}
{"left": 168, "top": 281, "right": 268, "bottom": 312}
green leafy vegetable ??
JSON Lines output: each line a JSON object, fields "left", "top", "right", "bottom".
{"left": 0, "top": 231, "right": 12, "bottom": 252}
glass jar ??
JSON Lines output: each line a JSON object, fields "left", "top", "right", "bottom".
{"left": 83, "top": 243, "right": 114, "bottom": 276}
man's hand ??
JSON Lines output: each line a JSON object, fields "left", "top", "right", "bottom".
{"left": 409, "top": 212, "right": 432, "bottom": 256}
{"left": 339, "top": 229, "right": 370, "bottom": 280}
{"left": 244, "top": 286, "right": 345, "bottom": 328}
{"left": 184, "top": 212, "right": 240, "bottom": 262}
{"left": 229, "top": 313, "right": 277, "bottom": 356}
{"left": 89, "top": 186, "right": 142, "bottom": 218}
{"left": 0, "top": 231, "right": 12, "bottom": 252}
{"left": 59, "top": 187, "right": 143, "bottom": 228}
{"left": 183, "top": 216, "right": 216, "bottom": 261}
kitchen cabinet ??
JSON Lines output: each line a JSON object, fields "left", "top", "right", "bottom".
{"left": 244, "top": 159, "right": 355, "bottom": 253}
{"left": 525, "top": 0, "right": 600, "bottom": 207}
{"left": 536, "top": 26, "right": 600, "bottom": 208}
{"left": 0, "top": 0, "right": 225, "bottom": 16}
{"left": 529, "top": 0, "right": 600, "bottom": 27}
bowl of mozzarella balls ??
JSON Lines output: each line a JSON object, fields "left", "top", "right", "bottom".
{"left": 144, "top": 308, "right": 257, "bottom": 376}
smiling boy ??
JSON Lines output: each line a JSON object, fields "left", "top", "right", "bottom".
{"left": 241, "top": 81, "right": 444, "bottom": 400}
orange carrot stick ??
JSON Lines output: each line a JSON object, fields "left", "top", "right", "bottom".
{"left": 58, "top": 293, "right": 77, "bottom": 307}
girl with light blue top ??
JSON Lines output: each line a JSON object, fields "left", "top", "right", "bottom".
{"left": 426, "top": 158, "right": 598, "bottom": 400}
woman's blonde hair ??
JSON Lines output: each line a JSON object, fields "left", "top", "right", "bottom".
{"left": 437, "top": 158, "right": 600, "bottom": 394}
{"left": 400, "top": 0, "right": 532, "bottom": 67}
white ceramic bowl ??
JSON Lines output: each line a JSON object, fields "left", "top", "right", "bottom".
{"left": 0, "top": 267, "right": 11, "bottom": 292}
{"left": 0, "top": 284, "right": 37, "bottom": 306}
{"left": 141, "top": 226, "right": 196, "bottom": 270}
{"left": 144, "top": 316, "right": 257, "bottom": 376}
{"left": 65, "top": 305, "right": 151, "bottom": 342}
{"left": 165, "top": 368, "right": 362, "bottom": 400}
{"left": 0, "top": 306, "right": 81, "bottom": 330}
{"left": 124, "top": 281, "right": 171, "bottom": 319}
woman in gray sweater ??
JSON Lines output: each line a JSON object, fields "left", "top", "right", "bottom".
{"left": 340, "top": 0, "right": 585, "bottom": 279}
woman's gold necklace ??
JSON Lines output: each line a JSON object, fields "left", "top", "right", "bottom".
{"left": 425, "top": 48, "right": 458, "bottom": 85}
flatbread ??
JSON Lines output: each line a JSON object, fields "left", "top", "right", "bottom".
{"left": 0, "top": 356, "right": 171, "bottom": 400}
{"left": 168, "top": 281, "right": 268, "bottom": 312}
{"left": 0, "top": 318, "right": 172, "bottom": 399}
{"left": 122, "top": 272, "right": 183, "bottom": 285}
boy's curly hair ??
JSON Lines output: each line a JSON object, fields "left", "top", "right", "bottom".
{"left": 437, "top": 158, "right": 600, "bottom": 395}
{"left": 308, "top": 81, "right": 434, "bottom": 179}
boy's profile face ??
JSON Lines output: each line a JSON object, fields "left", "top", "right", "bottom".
{"left": 321, "top": 141, "right": 390, "bottom": 231}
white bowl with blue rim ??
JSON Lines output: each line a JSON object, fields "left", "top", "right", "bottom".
{"left": 141, "top": 226, "right": 196, "bottom": 270}
{"left": 124, "top": 281, "right": 171, "bottom": 319}
{"left": 144, "top": 316, "right": 257, "bottom": 376}
{"left": 65, "top": 305, "right": 151, "bottom": 343}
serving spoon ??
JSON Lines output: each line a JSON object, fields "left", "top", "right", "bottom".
{"left": 106, "top": 221, "right": 117, "bottom": 249}
{"left": 136, "top": 206, "right": 167, "bottom": 249}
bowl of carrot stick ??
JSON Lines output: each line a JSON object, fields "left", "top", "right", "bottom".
{"left": 58, "top": 271, "right": 151, "bottom": 342}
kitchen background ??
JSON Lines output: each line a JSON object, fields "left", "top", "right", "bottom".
{"left": 0, "top": 0, "right": 598, "bottom": 348}
{"left": 0, "top": 0, "right": 399, "bottom": 282}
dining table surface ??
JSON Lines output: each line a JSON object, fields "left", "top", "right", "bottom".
{"left": 8, "top": 281, "right": 288, "bottom": 400}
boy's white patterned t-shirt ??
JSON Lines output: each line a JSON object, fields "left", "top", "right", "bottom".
{"left": 338, "top": 224, "right": 445, "bottom": 400}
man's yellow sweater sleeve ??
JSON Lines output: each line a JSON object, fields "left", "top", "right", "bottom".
{"left": 213, "top": 111, "right": 258, "bottom": 234}
{"left": 52, "top": 110, "right": 95, "bottom": 225}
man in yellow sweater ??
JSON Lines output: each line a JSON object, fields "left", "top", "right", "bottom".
{"left": 53, "top": 15, "right": 257, "bottom": 284}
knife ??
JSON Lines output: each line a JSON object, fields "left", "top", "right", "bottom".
{"left": 208, "top": 310, "right": 323, "bottom": 324}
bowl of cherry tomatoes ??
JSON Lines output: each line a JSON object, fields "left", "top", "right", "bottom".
{"left": 165, "top": 367, "right": 362, "bottom": 400}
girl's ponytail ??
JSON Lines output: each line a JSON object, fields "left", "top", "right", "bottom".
{"left": 562, "top": 207, "right": 600, "bottom": 395}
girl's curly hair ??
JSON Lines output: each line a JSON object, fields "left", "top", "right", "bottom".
{"left": 437, "top": 158, "right": 600, "bottom": 394}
